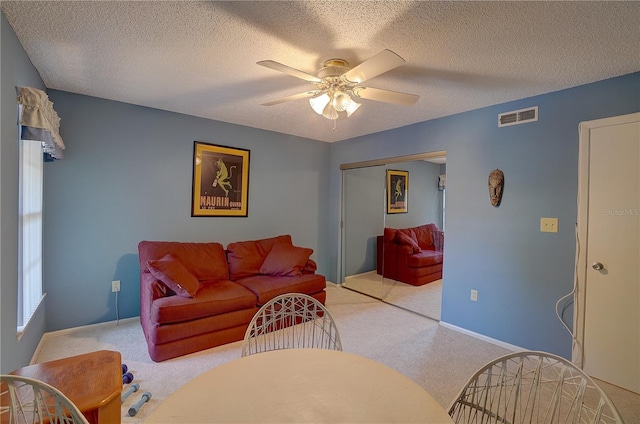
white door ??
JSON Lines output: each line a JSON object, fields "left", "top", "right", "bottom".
{"left": 577, "top": 113, "right": 639, "bottom": 394}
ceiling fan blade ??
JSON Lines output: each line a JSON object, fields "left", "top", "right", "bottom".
{"left": 257, "top": 60, "right": 322, "bottom": 83}
{"left": 261, "top": 91, "right": 320, "bottom": 106}
{"left": 352, "top": 86, "right": 419, "bottom": 106}
{"left": 342, "top": 50, "right": 406, "bottom": 84}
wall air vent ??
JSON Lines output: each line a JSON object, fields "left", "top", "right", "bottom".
{"left": 498, "top": 106, "right": 538, "bottom": 127}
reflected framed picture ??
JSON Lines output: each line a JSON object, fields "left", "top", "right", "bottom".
{"left": 191, "top": 141, "right": 250, "bottom": 217}
{"left": 386, "top": 169, "right": 408, "bottom": 214}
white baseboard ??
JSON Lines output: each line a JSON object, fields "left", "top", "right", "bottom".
{"left": 439, "top": 321, "right": 525, "bottom": 353}
{"left": 31, "top": 317, "right": 140, "bottom": 365}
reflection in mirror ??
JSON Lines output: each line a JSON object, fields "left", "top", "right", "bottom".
{"left": 340, "top": 153, "right": 445, "bottom": 321}
{"left": 380, "top": 159, "right": 445, "bottom": 320}
{"left": 341, "top": 165, "right": 386, "bottom": 300}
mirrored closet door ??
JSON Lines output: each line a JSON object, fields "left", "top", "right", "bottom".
{"left": 340, "top": 152, "right": 446, "bottom": 320}
{"left": 341, "top": 164, "right": 386, "bottom": 299}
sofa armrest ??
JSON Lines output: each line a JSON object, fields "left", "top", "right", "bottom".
{"left": 302, "top": 259, "right": 318, "bottom": 274}
{"left": 140, "top": 272, "right": 170, "bottom": 325}
{"left": 434, "top": 230, "right": 444, "bottom": 252}
{"left": 376, "top": 236, "right": 384, "bottom": 275}
{"left": 377, "top": 236, "right": 401, "bottom": 279}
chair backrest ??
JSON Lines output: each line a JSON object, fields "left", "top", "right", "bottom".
{"left": 241, "top": 293, "right": 342, "bottom": 357}
{"left": 1, "top": 374, "right": 90, "bottom": 424}
{"left": 447, "top": 351, "right": 624, "bottom": 424}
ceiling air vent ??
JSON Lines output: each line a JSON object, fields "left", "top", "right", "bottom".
{"left": 498, "top": 106, "right": 538, "bottom": 127}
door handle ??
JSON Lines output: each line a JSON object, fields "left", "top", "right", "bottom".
{"left": 592, "top": 262, "right": 604, "bottom": 271}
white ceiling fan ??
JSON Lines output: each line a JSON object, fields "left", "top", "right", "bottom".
{"left": 257, "top": 50, "right": 419, "bottom": 126}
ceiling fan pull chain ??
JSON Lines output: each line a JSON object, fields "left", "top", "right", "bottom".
{"left": 333, "top": 119, "right": 337, "bottom": 131}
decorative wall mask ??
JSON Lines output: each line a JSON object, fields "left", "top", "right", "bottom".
{"left": 488, "top": 169, "right": 504, "bottom": 207}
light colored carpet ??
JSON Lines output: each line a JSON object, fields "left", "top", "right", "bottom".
{"left": 344, "top": 271, "right": 442, "bottom": 320}
{"left": 32, "top": 284, "right": 639, "bottom": 423}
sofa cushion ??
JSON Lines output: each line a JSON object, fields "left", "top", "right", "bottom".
{"left": 151, "top": 279, "right": 257, "bottom": 325}
{"left": 412, "top": 224, "right": 436, "bottom": 250}
{"left": 383, "top": 227, "right": 397, "bottom": 243}
{"left": 406, "top": 250, "right": 443, "bottom": 268}
{"left": 147, "top": 253, "right": 200, "bottom": 298}
{"left": 234, "top": 274, "right": 326, "bottom": 305}
{"left": 138, "top": 241, "right": 229, "bottom": 281}
{"left": 260, "top": 241, "right": 313, "bottom": 277}
{"left": 303, "top": 259, "right": 318, "bottom": 273}
{"left": 396, "top": 230, "right": 421, "bottom": 253}
{"left": 149, "top": 308, "right": 259, "bottom": 346}
{"left": 227, "top": 234, "right": 292, "bottom": 280}
{"left": 150, "top": 279, "right": 169, "bottom": 299}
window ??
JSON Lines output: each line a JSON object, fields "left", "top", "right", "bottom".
{"left": 15, "top": 86, "right": 64, "bottom": 335}
{"left": 17, "top": 128, "right": 45, "bottom": 334}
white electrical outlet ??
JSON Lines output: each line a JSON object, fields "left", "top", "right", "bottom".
{"left": 112, "top": 280, "right": 121, "bottom": 292}
{"left": 470, "top": 289, "right": 478, "bottom": 302}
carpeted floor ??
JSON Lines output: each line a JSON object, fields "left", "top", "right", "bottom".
{"left": 32, "top": 284, "right": 639, "bottom": 423}
{"left": 344, "top": 271, "right": 442, "bottom": 320}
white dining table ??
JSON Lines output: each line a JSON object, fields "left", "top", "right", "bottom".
{"left": 144, "top": 348, "right": 454, "bottom": 423}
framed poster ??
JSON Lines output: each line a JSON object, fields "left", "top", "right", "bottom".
{"left": 191, "top": 141, "right": 250, "bottom": 217}
{"left": 386, "top": 169, "right": 408, "bottom": 214}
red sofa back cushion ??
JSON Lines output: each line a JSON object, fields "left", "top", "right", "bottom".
{"left": 227, "top": 234, "right": 292, "bottom": 280}
{"left": 396, "top": 231, "right": 422, "bottom": 253}
{"left": 138, "top": 241, "right": 229, "bottom": 281}
{"left": 259, "top": 240, "right": 313, "bottom": 277}
{"left": 412, "top": 224, "right": 437, "bottom": 250}
{"left": 384, "top": 224, "right": 439, "bottom": 251}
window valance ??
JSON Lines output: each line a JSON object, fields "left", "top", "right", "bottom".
{"left": 16, "top": 86, "right": 65, "bottom": 160}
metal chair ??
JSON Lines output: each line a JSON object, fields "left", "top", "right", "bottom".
{"left": 448, "top": 351, "right": 625, "bottom": 424}
{"left": 241, "top": 293, "right": 342, "bottom": 357}
{"left": 1, "top": 374, "right": 90, "bottom": 423}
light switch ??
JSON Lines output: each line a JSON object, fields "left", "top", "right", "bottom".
{"left": 540, "top": 217, "right": 558, "bottom": 233}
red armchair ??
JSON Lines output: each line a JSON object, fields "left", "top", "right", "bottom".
{"left": 376, "top": 223, "right": 444, "bottom": 286}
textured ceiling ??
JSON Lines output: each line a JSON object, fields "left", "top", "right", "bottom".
{"left": 2, "top": 1, "right": 639, "bottom": 143}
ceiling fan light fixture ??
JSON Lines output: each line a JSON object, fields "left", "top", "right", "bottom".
{"left": 333, "top": 91, "right": 352, "bottom": 112}
{"left": 261, "top": 49, "right": 417, "bottom": 125}
{"left": 322, "top": 102, "right": 339, "bottom": 120}
{"left": 309, "top": 93, "right": 330, "bottom": 115}
{"left": 310, "top": 90, "right": 360, "bottom": 120}
{"left": 345, "top": 99, "right": 361, "bottom": 117}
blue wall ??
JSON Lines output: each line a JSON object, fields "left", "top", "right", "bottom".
{"left": 329, "top": 72, "right": 640, "bottom": 358}
{"left": 1, "top": 12, "right": 49, "bottom": 373}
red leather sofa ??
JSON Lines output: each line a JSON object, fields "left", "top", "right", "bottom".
{"left": 376, "top": 224, "right": 444, "bottom": 286}
{"left": 138, "top": 234, "right": 326, "bottom": 361}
